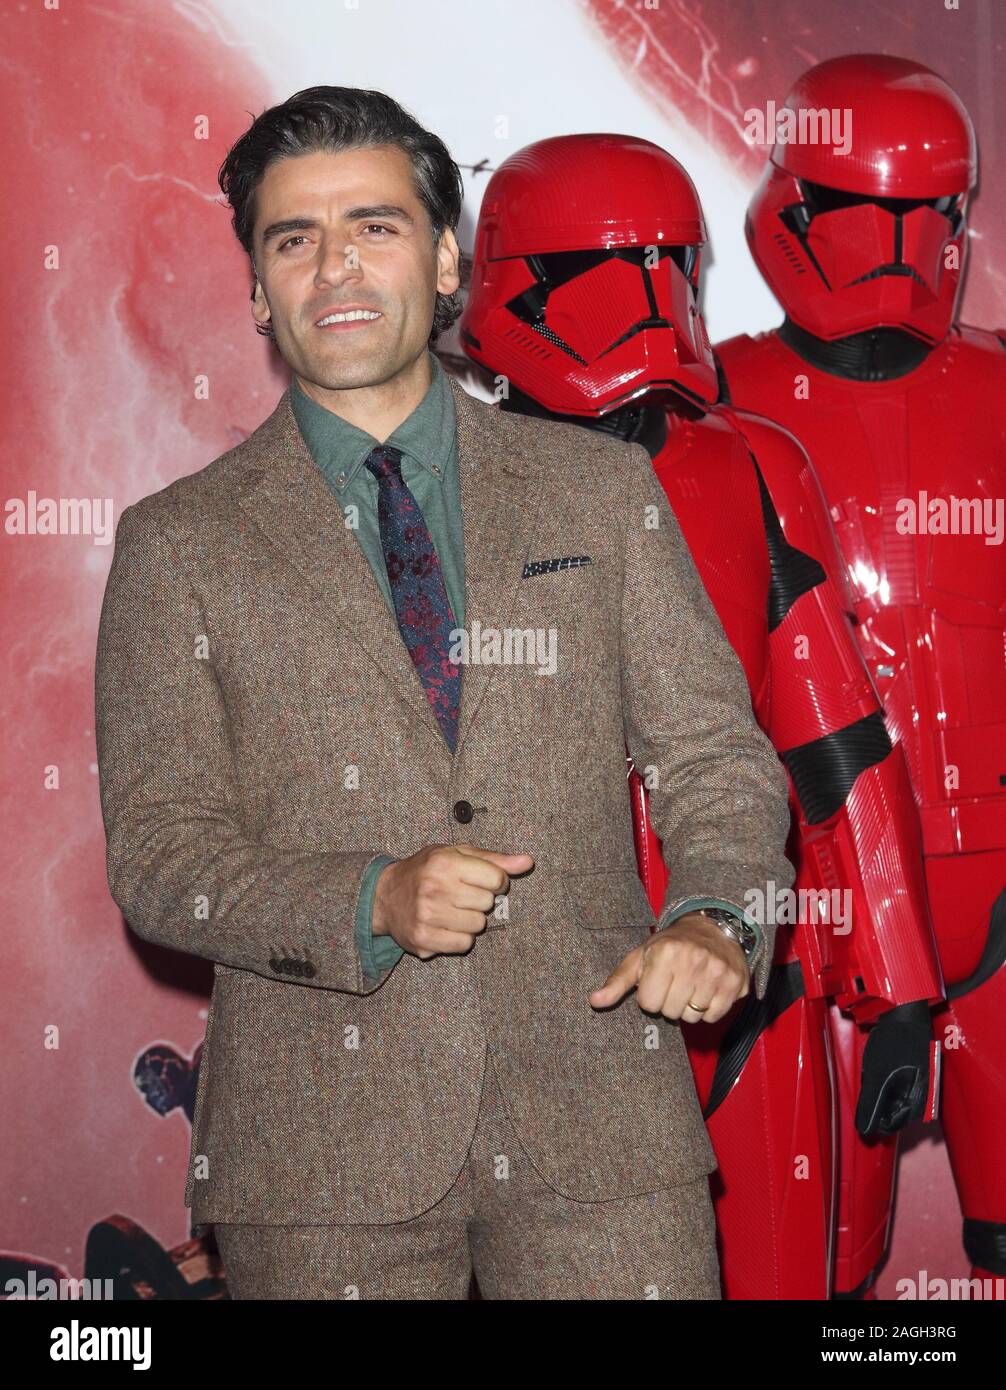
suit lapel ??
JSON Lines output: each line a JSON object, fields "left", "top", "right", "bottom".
{"left": 235, "top": 372, "right": 546, "bottom": 758}
{"left": 452, "top": 376, "right": 546, "bottom": 757}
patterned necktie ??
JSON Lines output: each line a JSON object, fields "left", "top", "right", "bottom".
{"left": 364, "top": 444, "right": 461, "bottom": 751}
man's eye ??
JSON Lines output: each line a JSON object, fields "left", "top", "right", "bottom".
{"left": 278, "top": 235, "right": 308, "bottom": 251}
{"left": 362, "top": 224, "right": 393, "bottom": 236}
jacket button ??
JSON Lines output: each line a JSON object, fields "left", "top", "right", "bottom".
{"left": 453, "top": 800, "right": 474, "bottom": 823}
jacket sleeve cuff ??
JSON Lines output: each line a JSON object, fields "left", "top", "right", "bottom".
{"left": 355, "top": 855, "right": 404, "bottom": 981}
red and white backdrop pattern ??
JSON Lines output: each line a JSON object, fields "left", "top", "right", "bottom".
{"left": 5, "top": 0, "right": 1002, "bottom": 1298}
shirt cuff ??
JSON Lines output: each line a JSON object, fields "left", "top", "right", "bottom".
{"left": 355, "top": 854, "right": 404, "bottom": 980}
{"left": 659, "top": 895, "right": 765, "bottom": 974}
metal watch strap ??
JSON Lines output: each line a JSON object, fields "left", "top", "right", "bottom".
{"left": 694, "top": 907, "right": 760, "bottom": 969}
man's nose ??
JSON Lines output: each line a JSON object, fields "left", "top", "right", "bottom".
{"left": 314, "top": 234, "right": 364, "bottom": 289}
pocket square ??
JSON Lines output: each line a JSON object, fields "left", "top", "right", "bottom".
{"left": 522, "top": 556, "right": 593, "bottom": 577}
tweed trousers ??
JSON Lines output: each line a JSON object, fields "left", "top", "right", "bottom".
{"left": 213, "top": 1045, "right": 721, "bottom": 1301}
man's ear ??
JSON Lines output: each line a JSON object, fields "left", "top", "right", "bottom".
{"left": 436, "top": 227, "right": 462, "bottom": 297}
{"left": 251, "top": 273, "right": 272, "bottom": 333}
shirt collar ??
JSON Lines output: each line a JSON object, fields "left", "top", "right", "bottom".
{"left": 289, "top": 349, "right": 455, "bottom": 493}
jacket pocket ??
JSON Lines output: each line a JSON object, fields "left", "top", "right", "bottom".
{"left": 560, "top": 868, "right": 656, "bottom": 930}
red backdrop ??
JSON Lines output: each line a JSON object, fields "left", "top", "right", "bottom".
{"left": 5, "top": 0, "right": 1002, "bottom": 1299}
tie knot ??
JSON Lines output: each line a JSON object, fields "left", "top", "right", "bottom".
{"left": 364, "top": 444, "right": 404, "bottom": 482}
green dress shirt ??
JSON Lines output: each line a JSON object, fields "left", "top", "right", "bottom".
{"left": 289, "top": 351, "right": 464, "bottom": 980}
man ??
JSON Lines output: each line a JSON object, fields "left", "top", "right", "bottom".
{"left": 94, "top": 86, "right": 795, "bottom": 1300}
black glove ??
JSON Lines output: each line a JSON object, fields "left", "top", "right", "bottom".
{"left": 854, "top": 999, "right": 934, "bottom": 1137}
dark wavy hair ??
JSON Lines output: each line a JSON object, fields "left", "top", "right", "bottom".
{"left": 218, "top": 86, "right": 464, "bottom": 344}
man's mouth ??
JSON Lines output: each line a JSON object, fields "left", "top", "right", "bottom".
{"left": 315, "top": 308, "right": 383, "bottom": 328}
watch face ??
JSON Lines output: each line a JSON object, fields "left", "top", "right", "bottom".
{"left": 703, "top": 908, "right": 741, "bottom": 927}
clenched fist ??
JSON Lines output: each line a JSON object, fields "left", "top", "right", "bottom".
{"left": 589, "top": 912, "right": 751, "bottom": 1023}
{"left": 373, "top": 844, "right": 535, "bottom": 959}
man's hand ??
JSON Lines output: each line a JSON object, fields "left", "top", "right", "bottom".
{"left": 589, "top": 912, "right": 751, "bottom": 1023}
{"left": 373, "top": 845, "right": 534, "bottom": 959}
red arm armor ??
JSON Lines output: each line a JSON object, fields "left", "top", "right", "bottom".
{"left": 725, "top": 408, "right": 944, "bottom": 1019}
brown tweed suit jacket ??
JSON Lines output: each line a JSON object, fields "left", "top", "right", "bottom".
{"left": 94, "top": 374, "right": 795, "bottom": 1228}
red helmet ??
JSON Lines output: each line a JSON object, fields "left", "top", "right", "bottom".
{"left": 747, "top": 54, "right": 976, "bottom": 344}
{"left": 460, "top": 133, "right": 718, "bottom": 415}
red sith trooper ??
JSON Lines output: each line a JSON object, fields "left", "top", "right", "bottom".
{"left": 460, "top": 133, "right": 944, "bottom": 1299}
{"left": 716, "top": 54, "right": 1006, "bottom": 1294}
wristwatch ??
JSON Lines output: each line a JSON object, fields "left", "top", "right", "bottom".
{"left": 693, "top": 907, "right": 761, "bottom": 970}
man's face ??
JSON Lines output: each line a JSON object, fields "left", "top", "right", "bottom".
{"left": 250, "top": 144, "right": 460, "bottom": 390}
